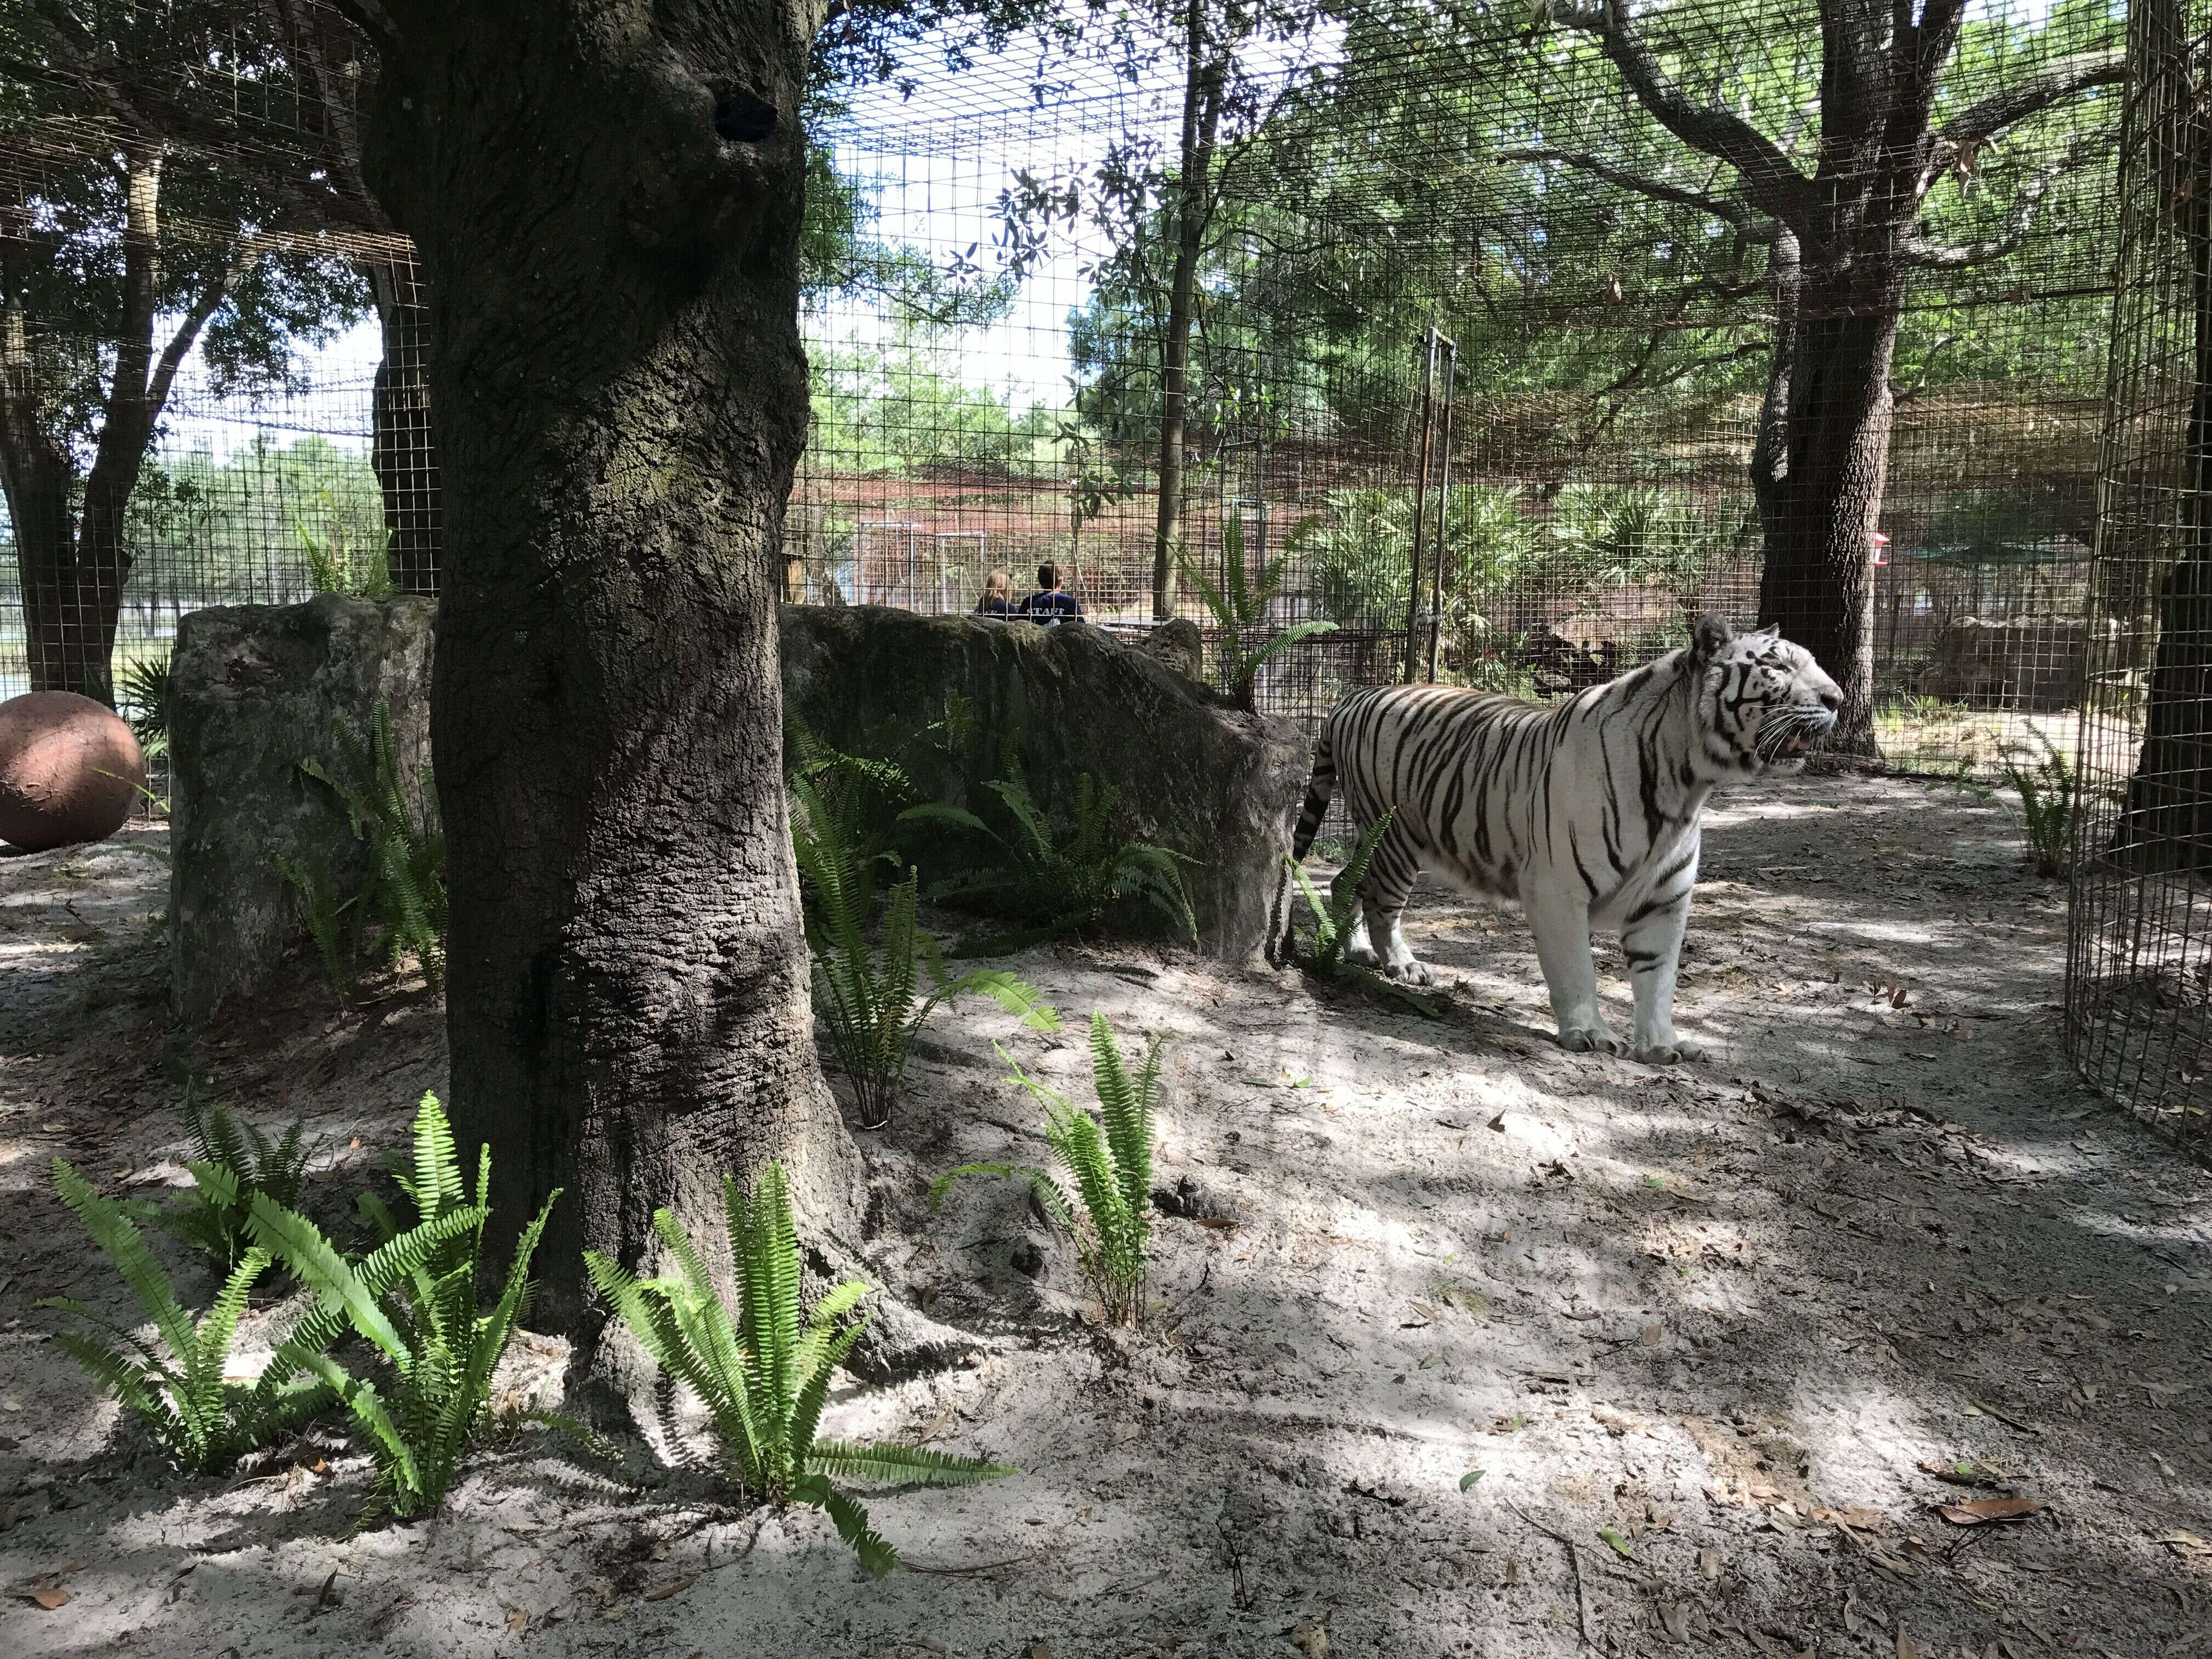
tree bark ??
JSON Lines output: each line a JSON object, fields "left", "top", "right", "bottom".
{"left": 359, "top": 0, "right": 860, "bottom": 1327}
{"left": 366, "top": 257, "right": 441, "bottom": 597}
{"left": 1149, "top": 0, "right": 1225, "bottom": 620}
{"left": 2117, "top": 79, "right": 2212, "bottom": 864}
{"left": 1754, "top": 265, "right": 1901, "bottom": 758}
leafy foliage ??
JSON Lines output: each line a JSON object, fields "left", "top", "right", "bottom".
{"left": 1277, "top": 811, "right": 1441, "bottom": 1018}
{"left": 586, "top": 1164, "right": 1014, "bottom": 1575}
{"left": 297, "top": 486, "right": 394, "bottom": 600}
{"left": 921, "top": 749, "right": 1197, "bottom": 955}
{"left": 1176, "top": 516, "right": 1338, "bottom": 712}
{"left": 116, "top": 648, "right": 172, "bottom": 756}
{"left": 286, "top": 702, "right": 447, "bottom": 993}
{"left": 2000, "top": 737, "right": 2084, "bottom": 878}
{"left": 248, "top": 1094, "right": 557, "bottom": 1517}
{"left": 40, "top": 1160, "right": 330, "bottom": 1473}
{"left": 933, "top": 1013, "right": 1163, "bottom": 1328}
{"left": 150, "top": 1088, "right": 309, "bottom": 1271}
{"left": 792, "top": 768, "right": 1059, "bottom": 1128}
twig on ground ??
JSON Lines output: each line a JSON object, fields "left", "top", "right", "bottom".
{"left": 1506, "top": 1500, "right": 1592, "bottom": 1646}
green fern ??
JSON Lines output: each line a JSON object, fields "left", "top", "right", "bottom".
{"left": 793, "top": 769, "right": 1059, "bottom": 1129}
{"left": 274, "top": 851, "right": 355, "bottom": 994}
{"left": 294, "top": 702, "right": 446, "bottom": 991}
{"left": 1999, "top": 736, "right": 2082, "bottom": 878}
{"left": 924, "top": 751, "right": 1198, "bottom": 955}
{"left": 248, "top": 1093, "right": 557, "bottom": 1517}
{"left": 933, "top": 1013, "right": 1162, "bottom": 1329}
{"left": 586, "top": 1164, "right": 1014, "bottom": 1576}
{"left": 1177, "top": 516, "right": 1338, "bottom": 713}
{"left": 39, "top": 1160, "right": 332, "bottom": 1472}
{"left": 150, "top": 1087, "right": 309, "bottom": 1269}
{"left": 1277, "top": 810, "right": 1440, "bottom": 1018}
{"left": 297, "top": 487, "right": 394, "bottom": 600}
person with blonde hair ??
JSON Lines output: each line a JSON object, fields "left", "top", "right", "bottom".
{"left": 977, "top": 568, "right": 1015, "bottom": 617}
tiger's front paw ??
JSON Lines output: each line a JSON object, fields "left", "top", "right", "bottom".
{"left": 1557, "top": 1022, "right": 1623, "bottom": 1056}
{"left": 1632, "top": 1029, "right": 1708, "bottom": 1065}
{"left": 1384, "top": 956, "right": 1436, "bottom": 988}
{"left": 1633, "top": 1038, "right": 1707, "bottom": 1065}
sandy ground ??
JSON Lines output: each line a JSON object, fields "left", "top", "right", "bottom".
{"left": 3, "top": 774, "right": 2210, "bottom": 1658}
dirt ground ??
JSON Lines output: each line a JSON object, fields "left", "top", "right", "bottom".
{"left": 3, "top": 773, "right": 2210, "bottom": 1658}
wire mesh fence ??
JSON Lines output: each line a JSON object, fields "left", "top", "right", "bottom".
{"left": 0, "top": 0, "right": 2140, "bottom": 798}
{"left": 2065, "top": 0, "right": 2212, "bottom": 1152}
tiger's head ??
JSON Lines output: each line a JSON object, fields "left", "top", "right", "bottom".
{"left": 1690, "top": 616, "right": 1841, "bottom": 776}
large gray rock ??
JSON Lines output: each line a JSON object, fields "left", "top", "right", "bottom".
{"left": 170, "top": 595, "right": 435, "bottom": 1021}
{"left": 780, "top": 607, "right": 1310, "bottom": 961}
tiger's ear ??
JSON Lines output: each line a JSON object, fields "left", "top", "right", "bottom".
{"left": 1690, "top": 615, "right": 1734, "bottom": 663}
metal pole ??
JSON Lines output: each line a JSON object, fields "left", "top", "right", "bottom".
{"left": 1426, "top": 332, "right": 1458, "bottom": 684}
{"left": 1403, "top": 329, "right": 1439, "bottom": 684}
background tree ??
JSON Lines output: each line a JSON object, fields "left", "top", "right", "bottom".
{"left": 0, "top": 2, "right": 368, "bottom": 702}
{"left": 1541, "top": 0, "right": 2123, "bottom": 754}
{"left": 4, "top": 0, "right": 439, "bottom": 599}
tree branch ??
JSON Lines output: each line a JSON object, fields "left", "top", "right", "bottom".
{"left": 146, "top": 236, "right": 267, "bottom": 417}
{"left": 1936, "top": 52, "right": 2127, "bottom": 160}
{"left": 1551, "top": 1, "right": 1815, "bottom": 238}
{"left": 1492, "top": 145, "right": 1757, "bottom": 227}
{"left": 1898, "top": 141, "right": 2089, "bottom": 268}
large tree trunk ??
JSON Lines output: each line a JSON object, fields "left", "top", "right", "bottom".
{"left": 2117, "top": 160, "right": 2212, "bottom": 864}
{"left": 1149, "top": 1, "right": 1224, "bottom": 620}
{"left": 366, "top": 258, "right": 441, "bottom": 597}
{"left": 1754, "top": 263, "right": 1901, "bottom": 758}
{"left": 2116, "top": 7, "right": 2212, "bottom": 867}
{"left": 362, "top": 0, "right": 859, "bottom": 1327}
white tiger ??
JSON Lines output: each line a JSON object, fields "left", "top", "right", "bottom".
{"left": 1280, "top": 617, "right": 1841, "bottom": 1063}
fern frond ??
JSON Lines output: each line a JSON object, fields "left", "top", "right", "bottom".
{"left": 810, "top": 1438, "right": 1019, "bottom": 1487}
{"left": 795, "top": 1475, "right": 899, "bottom": 1578}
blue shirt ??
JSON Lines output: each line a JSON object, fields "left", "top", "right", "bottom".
{"left": 1020, "top": 590, "right": 1080, "bottom": 623}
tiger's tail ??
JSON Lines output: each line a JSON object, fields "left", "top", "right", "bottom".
{"left": 1268, "top": 725, "right": 1338, "bottom": 967}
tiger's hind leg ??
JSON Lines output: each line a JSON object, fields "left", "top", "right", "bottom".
{"left": 1523, "top": 884, "right": 1620, "bottom": 1056}
{"left": 1350, "top": 819, "right": 1434, "bottom": 986}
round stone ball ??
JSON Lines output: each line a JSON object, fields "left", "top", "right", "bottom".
{"left": 0, "top": 690, "right": 146, "bottom": 853}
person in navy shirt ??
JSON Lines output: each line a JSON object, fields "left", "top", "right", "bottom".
{"left": 1020, "top": 562, "right": 1080, "bottom": 623}
{"left": 977, "top": 569, "right": 1015, "bottom": 616}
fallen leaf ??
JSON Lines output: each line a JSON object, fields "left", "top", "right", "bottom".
{"left": 506, "top": 1609, "right": 529, "bottom": 1634}
{"left": 1287, "top": 1620, "right": 1329, "bottom": 1658}
{"left": 1937, "top": 1496, "right": 2040, "bottom": 1526}
{"left": 2155, "top": 1530, "right": 2211, "bottom": 1557}
{"left": 1897, "top": 1633, "right": 1922, "bottom": 1659}
{"left": 1596, "top": 1526, "right": 1637, "bottom": 1561}
{"left": 1658, "top": 1602, "right": 1690, "bottom": 1642}
{"left": 1487, "top": 1111, "right": 1506, "bottom": 1131}
{"left": 1459, "top": 1470, "right": 1485, "bottom": 1491}
{"left": 1699, "top": 1545, "right": 1722, "bottom": 1580}
{"left": 1025, "top": 1646, "right": 1056, "bottom": 1659}
{"left": 645, "top": 1576, "right": 696, "bottom": 1602}
{"left": 1639, "top": 1321, "right": 1664, "bottom": 1347}
{"left": 23, "top": 1587, "right": 70, "bottom": 1610}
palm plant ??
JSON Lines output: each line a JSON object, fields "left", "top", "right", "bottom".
{"left": 151, "top": 1088, "right": 309, "bottom": 1269}
{"left": 932, "top": 1013, "right": 1163, "bottom": 1329}
{"left": 1274, "top": 810, "right": 1440, "bottom": 1018}
{"left": 918, "top": 751, "right": 1197, "bottom": 955}
{"left": 1177, "top": 515, "right": 1337, "bottom": 712}
{"left": 792, "top": 770, "right": 1059, "bottom": 1129}
{"left": 586, "top": 1164, "right": 1014, "bottom": 1576}
{"left": 40, "top": 1160, "right": 331, "bottom": 1472}
{"left": 248, "top": 1093, "right": 557, "bottom": 1517}
{"left": 116, "top": 649, "right": 172, "bottom": 757}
